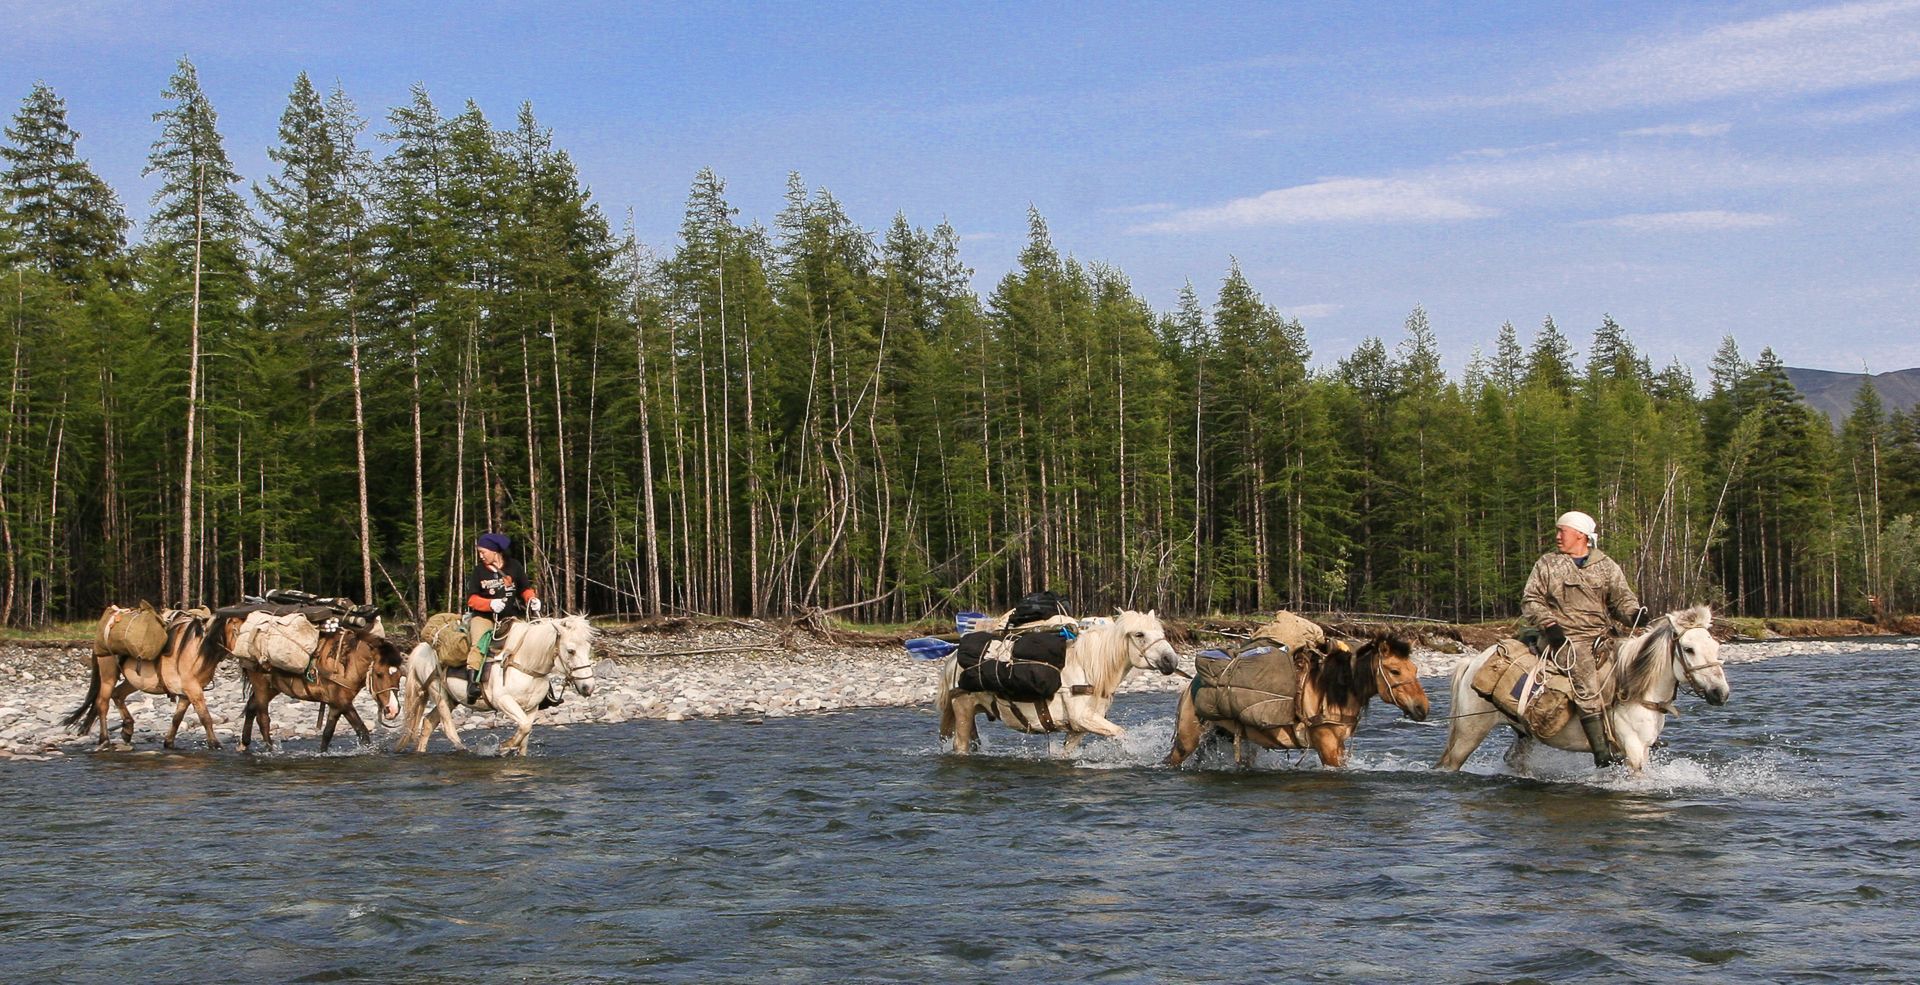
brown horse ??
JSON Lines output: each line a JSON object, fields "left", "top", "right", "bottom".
{"left": 1164, "top": 635, "right": 1429, "bottom": 768}
{"left": 61, "top": 609, "right": 222, "bottom": 750}
{"left": 208, "top": 614, "right": 405, "bottom": 753}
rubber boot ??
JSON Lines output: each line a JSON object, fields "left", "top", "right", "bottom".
{"left": 1580, "top": 713, "right": 1616, "bottom": 768}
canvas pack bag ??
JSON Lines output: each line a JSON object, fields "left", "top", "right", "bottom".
{"left": 1471, "top": 637, "right": 1576, "bottom": 738}
{"left": 233, "top": 611, "right": 324, "bottom": 676}
{"left": 1191, "top": 636, "right": 1298, "bottom": 731}
{"left": 423, "top": 612, "right": 472, "bottom": 669}
{"left": 97, "top": 602, "right": 169, "bottom": 661}
{"left": 1250, "top": 610, "right": 1327, "bottom": 656}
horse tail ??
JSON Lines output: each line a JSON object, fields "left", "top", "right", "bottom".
{"left": 61, "top": 658, "right": 103, "bottom": 733}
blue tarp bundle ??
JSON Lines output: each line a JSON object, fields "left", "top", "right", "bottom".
{"left": 905, "top": 637, "right": 958, "bottom": 660}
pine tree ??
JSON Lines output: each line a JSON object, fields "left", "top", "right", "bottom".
{"left": 1, "top": 82, "right": 127, "bottom": 280}
{"left": 142, "top": 57, "right": 253, "bottom": 605}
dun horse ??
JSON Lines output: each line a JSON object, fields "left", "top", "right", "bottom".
{"left": 206, "top": 613, "right": 405, "bottom": 753}
{"left": 394, "top": 615, "right": 598, "bottom": 755}
{"left": 1435, "top": 605, "right": 1730, "bottom": 773}
{"left": 62, "top": 608, "right": 221, "bottom": 750}
{"left": 937, "top": 609, "right": 1180, "bottom": 755}
{"left": 1164, "top": 635, "right": 1429, "bottom": 768}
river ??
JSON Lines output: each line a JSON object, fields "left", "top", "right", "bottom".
{"left": 2, "top": 646, "right": 1915, "bottom": 982}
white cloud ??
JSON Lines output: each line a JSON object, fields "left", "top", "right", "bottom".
{"left": 1622, "top": 122, "right": 1733, "bottom": 138}
{"left": 957, "top": 231, "right": 1001, "bottom": 243}
{"left": 1509, "top": 0, "right": 1920, "bottom": 111}
{"left": 1577, "top": 210, "right": 1784, "bottom": 231}
{"left": 1132, "top": 177, "right": 1495, "bottom": 233}
{"left": 1104, "top": 202, "right": 1175, "bottom": 215}
{"left": 1278, "top": 303, "right": 1343, "bottom": 320}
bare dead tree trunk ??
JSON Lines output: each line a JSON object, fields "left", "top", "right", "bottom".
{"left": 181, "top": 169, "right": 205, "bottom": 607}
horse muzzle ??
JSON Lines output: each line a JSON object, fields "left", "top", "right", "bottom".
{"left": 575, "top": 681, "right": 596, "bottom": 698}
{"left": 1704, "top": 685, "right": 1729, "bottom": 706}
{"left": 1149, "top": 643, "right": 1179, "bottom": 676}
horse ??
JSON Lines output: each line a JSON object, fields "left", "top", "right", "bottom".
{"left": 60, "top": 608, "right": 222, "bottom": 750}
{"left": 1163, "top": 634, "right": 1429, "bottom": 768}
{"left": 937, "top": 609, "right": 1180, "bottom": 755}
{"left": 393, "top": 615, "right": 598, "bottom": 755}
{"left": 1435, "top": 604, "right": 1730, "bottom": 773}
{"left": 204, "top": 612, "right": 405, "bottom": 753}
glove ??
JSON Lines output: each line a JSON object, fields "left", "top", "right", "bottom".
{"left": 489, "top": 598, "right": 507, "bottom": 614}
{"left": 1540, "top": 623, "right": 1567, "bottom": 650}
{"left": 529, "top": 597, "right": 542, "bottom": 615}
{"left": 1633, "top": 606, "right": 1651, "bottom": 627}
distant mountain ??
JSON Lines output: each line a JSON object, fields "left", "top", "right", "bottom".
{"left": 1785, "top": 367, "right": 1920, "bottom": 426}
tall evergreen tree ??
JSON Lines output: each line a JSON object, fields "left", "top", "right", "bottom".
{"left": 1, "top": 82, "right": 127, "bottom": 279}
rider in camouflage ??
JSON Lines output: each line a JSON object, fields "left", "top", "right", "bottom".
{"left": 1522, "top": 510, "right": 1650, "bottom": 767}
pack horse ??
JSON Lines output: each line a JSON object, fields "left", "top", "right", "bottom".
{"left": 938, "top": 608, "right": 1179, "bottom": 754}
{"left": 62, "top": 604, "right": 222, "bottom": 750}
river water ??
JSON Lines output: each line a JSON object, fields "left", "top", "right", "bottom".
{"left": 3, "top": 646, "right": 1916, "bottom": 983}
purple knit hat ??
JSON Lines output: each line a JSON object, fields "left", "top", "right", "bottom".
{"left": 477, "top": 532, "right": 511, "bottom": 554}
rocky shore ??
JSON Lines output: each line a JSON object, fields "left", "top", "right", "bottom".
{"left": 0, "top": 620, "right": 1194, "bottom": 759}
{"left": 2, "top": 622, "right": 1912, "bottom": 760}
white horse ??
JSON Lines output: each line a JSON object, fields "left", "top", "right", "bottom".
{"left": 1436, "top": 605, "right": 1731, "bottom": 773}
{"left": 395, "top": 615, "right": 598, "bottom": 755}
{"left": 937, "top": 608, "right": 1180, "bottom": 755}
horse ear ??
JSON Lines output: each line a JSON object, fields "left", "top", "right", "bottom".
{"left": 1147, "top": 609, "right": 1157, "bottom": 619}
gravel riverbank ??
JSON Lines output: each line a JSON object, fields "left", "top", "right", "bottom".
{"left": 0, "top": 620, "right": 1193, "bottom": 759}
{"left": 2, "top": 624, "right": 1911, "bottom": 760}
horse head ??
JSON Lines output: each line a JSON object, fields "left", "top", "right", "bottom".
{"left": 1668, "top": 605, "right": 1729, "bottom": 706}
{"left": 552, "top": 615, "right": 598, "bottom": 697}
{"left": 1361, "top": 634, "right": 1429, "bottom": 721}
{"left": 361, "top": 635, "right": 407, "bottom": 726}
{"left": 1111, "top": 609, "right": 1179, "bottom": 676}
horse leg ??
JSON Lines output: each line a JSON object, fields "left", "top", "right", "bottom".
{"left": 338, "top": 704, "right": 374, "bottom": 749}
{"left": 165, "top": 696, "right": 189, "bottom": 748}
{"left": 1609, "top": 710, "right": 1654, "bottom": 773}
{"left": 319, "top": 707, "right": 343, "bottom": 752}
{"left": 1163, "top": 688, "right": 1204, "bottom": 767}
{"left": 1435, "top": 671, "right": 1500, "bottom": 771}
{"left": 186, "top": 680, "right": 221, "bottom": 750}
{"left": 498, "top": 695, "right": 535, "bottom": 756}
{"left": 85, "top": 655, "right": 116, "bottom": 748}
{"left": 949, "top": 702, "right": 978, "bottom": 756}
{"left": 253, "top": 689, "right": 277, "bottom": 752}
{"left": 1310, "top": 725, "right": 1349, "bottom": 768}
{"left": 112, "top": 680, "right": 136, "bottom": 747}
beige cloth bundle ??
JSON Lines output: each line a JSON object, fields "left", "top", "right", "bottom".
{"left": 96, "top": 602, "right": 169, "bottom": 660}
{"left": 422, "top": 612, "right": 472, "bottom": 668}
{"left": 233, "top": 611, "right": 324, "bottom": 675}
{"left": 1250, "top": 610, "right": 1327, "bottom": 655}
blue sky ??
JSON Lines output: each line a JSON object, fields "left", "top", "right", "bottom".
{"left": 5, "top": 0, "right": 1917, "bottom": 374}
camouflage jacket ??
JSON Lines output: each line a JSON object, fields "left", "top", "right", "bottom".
{"left": 1522, "top": 548, "right": 1641, "bottom": 642}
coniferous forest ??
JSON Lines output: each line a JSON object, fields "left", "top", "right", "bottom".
{"left": 4, "top": 62, "right": 1920, "bottom": 627}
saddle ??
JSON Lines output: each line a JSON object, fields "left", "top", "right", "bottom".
{"left": 1471, "top": 639, "right": 1576, "bottom": 737}
{"left": 954, "top": 623, "right": 1077, "bottom": 703}
{"left": 1190, "top": 636, "right": 1297, "bottom": 731}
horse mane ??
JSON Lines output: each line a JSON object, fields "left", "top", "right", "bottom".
{"left": 1614, "top": 606, "right": 1712, "bottom": 699}
{"left": 204, "top": 613, "right": 240, "bottom": 663}
{"left": 1313, "top": 634, "right": 1410, "bottom": 708}
{"left": 1617, "top": 617, "right": 1678, "bottom": 700}
{"left": 1076, "top": 610, "right": 1154, "bottom": 696}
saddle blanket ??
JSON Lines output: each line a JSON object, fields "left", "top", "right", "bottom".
{"left": 230, "top": 611, "right": 326, "bottom": 676}
{"left": 1471, "top": 638, "right": 1575, "bottom": 738}
{"left": 1191, "top": 636, "right": 1298, "bottom": 731}
{"left": 955, "top": 626, "right": 1075, "bottom": 703}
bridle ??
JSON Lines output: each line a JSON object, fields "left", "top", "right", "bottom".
{"left": 504, "top": 621, "right": 597, "bottom": 692}
{"left": 1372, "top": 646, "right": 1421, "bottom": 709}
{"left": 1634, "top": 617, "right": 1726, "bottom": 705}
